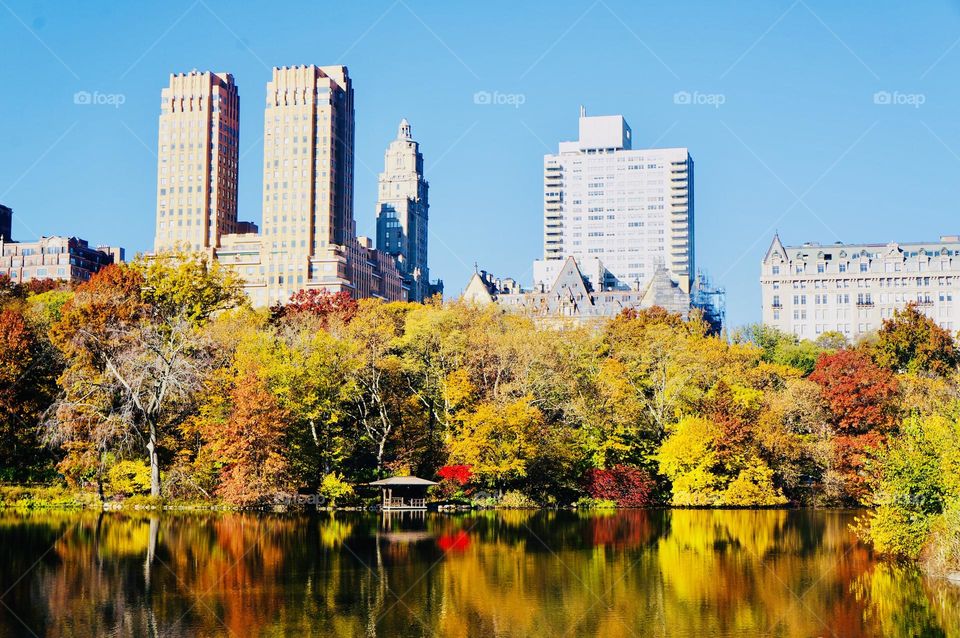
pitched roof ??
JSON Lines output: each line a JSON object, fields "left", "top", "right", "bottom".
{"left": 548, "top": 256, "right": 592, "bottom": 301}
{"left": 764, "top": 233, "right": 787, "bottom": 262}
{"left": 368, "top": 476, "right": 438, "bottom": 486}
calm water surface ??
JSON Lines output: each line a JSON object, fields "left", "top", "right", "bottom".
{"left": 0, "top": 509, "right": 958, "bottom": 637}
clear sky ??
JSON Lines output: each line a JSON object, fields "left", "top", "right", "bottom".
{"left": 2, "top": 1, "right": 959, "bottom": 326}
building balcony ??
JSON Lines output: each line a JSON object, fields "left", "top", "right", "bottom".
{"left": 856, "top": 301, "right": 875, "bottom": 307}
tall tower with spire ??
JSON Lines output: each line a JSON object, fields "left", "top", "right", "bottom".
{"left": 375, "top": 118, "right": 434, "bottom": 301}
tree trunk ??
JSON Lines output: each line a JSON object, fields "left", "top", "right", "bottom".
{"left": 147, "top": 421, "right": 161, "bottom": 498}
{"left": 96, "top": 455, "right": 106, "bottom": 506}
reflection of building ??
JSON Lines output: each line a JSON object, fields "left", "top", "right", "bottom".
{"left": 464, "top": 256, "right": 690, "bottom": 322}
{"left": 534, "top": 108, "right": 695, "bottom": 294}
{"left": 1, "top": 235, "right": 122, "bottom": 284}
{"left": 375, "top": 119, "right": 441, "bottom": 301}
{"left": 154, "top": 71, "right": 241, "bottom": 253}
{"left": 762, "top": 234, "right": 960, "bottom": 338}
{"left": 0, "top": 204, "right": 11, "bottom": 241}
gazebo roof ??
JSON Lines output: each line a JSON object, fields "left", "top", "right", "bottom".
{"left": 368, "top": 476, "right": 438, "bottom": 487}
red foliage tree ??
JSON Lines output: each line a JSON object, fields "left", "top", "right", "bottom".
{"left": 581, "top": 465, "right": 654, "bottom": 507}
{"left": 809, "top": 349, "right": 900, "bottom": 502}
{"left": 437, "top": 464, "right": 473, "bottom": 485}
{"left": 809, "top": 349, "right": 899, "bottom": 434}
{"left": 270, "top": 289, "right": 359, "bottom": 326}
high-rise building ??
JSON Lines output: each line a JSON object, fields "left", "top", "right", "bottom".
{"left": 761, "top": 234, "right": 960, "bottom": 339}
{"left": 154, "top": 71, "right": 240, "bottom": 253}
{"left": 208, "top": 64, "right": 406, "bottom": 307}
{"left": 533, "top": 109, "right": 695, "bottom": 294}
{"left": 0, "top": 204, "right": 11, "bottom": 241}
{"left": 255, "top": 64, "right": 358, "bottom": 305}
{"left": 375, "top": 119, "right": 432, "bottom": 301}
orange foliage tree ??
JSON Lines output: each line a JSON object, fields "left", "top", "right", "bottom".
{"left": 213, "top": 373, "right": 293, "bottom": 506}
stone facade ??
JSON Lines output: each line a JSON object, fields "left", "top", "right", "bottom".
{"left": 761, "top": 234, "right": 960, "bottom": 339}
{"left": 1, "top": 235, "right": 122, "bottom": 284}
{"left": 464, "top": 256, "right": 690, "bottom": 324}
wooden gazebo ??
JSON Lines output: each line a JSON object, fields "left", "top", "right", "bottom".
{"left": 368, "top": 476, "right": 437, "bottom": 510}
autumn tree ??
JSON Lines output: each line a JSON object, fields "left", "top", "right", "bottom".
{"left": 448, "top": 397, "right": 542, "bottom": 492}
{"left": 809, "top": 349, "right": 900, "bottom": 502}
{"left": 0, "top": 305, "right": 61, "bottom": 480}
{"left": 270, "top": 288, "right": 358, "bottom": 325}
{"left": 213, "top": 372, "right": 293, "bottom": 505}
{"left": 344, "top": 300, "right": 414, "bottom": 476}
{"left": 237, "top": 315, "right": 358, "bottom": 485}
{"left": 874, "top": 303, "right": 959, "bottom": 376}
{"left": 48, "top": 253, "right": 245, "bottom": 497}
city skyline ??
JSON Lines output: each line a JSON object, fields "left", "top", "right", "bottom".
{"left": 3, "top": 1, "right": 960, "bottom": 326}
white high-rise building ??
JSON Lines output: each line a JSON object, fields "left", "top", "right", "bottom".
{"left": 533, "top": 109, "right": 694, "bottom": 293}
{"left": 761, "top": 234, "right": 960, "bottom": 339}
{"left": 375, "top": 119, "right": 431, "bottom": 301}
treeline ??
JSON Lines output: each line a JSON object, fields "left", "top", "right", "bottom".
{"left": 2, "top": 252, "right": 960, "bottom": 570}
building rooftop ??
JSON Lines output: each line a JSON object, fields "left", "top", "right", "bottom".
{"left": 765, "top": 234, "right": 960, "bottom": 262}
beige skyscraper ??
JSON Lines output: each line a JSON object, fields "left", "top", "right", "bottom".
{"left": 154, "top": 71, "right": 239, "bottom": 252}
{"left": 258, "top": 65, "right": 358, "bottom": 303}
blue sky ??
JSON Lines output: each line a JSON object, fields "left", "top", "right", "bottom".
{"left": 2, "top": 1, "right": 960, "bottom": 326}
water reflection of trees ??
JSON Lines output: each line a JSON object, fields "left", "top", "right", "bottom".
{"left": 2, "top": 510, "right": 960, "bottom": 637}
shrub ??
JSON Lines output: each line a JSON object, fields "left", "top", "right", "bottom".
{"left": 437, "top": 464, "right": 473, "bottom": 485}
{"left": 721, "top": 460, "right": 789, "bottom": 506}
{"left": 497, "top": 490, "right": 536, "bottom": 509}
{"left": 319, "top": 472, "right": 354, "bottom": 507}
{"left": 582, "top": 465, "right": 655, "bottom": 507}
{"left": 108, "top": 460, "right": 153, "bottom": 497}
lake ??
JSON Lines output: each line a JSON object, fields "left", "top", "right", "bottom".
{"left": 0, "top": 509, "right": 958, "bottom": 637}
